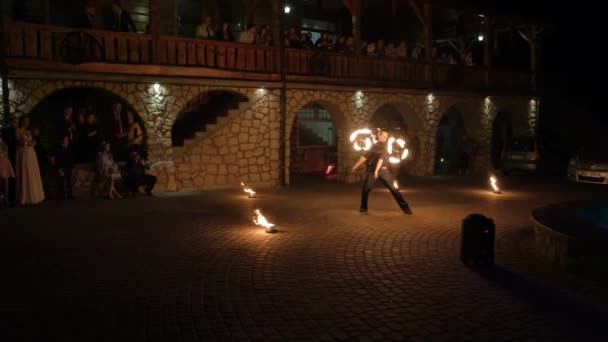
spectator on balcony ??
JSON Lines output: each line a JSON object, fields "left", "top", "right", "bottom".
{"left": 345, "top": 36, "right": 355, "bottom": 54}
{"left": 216, "top": 21, "right": 234, "bottom": 42}
{"left": 286, "top": 28, "right": 301, "bottom": 48}
{"left": 366, "top": 41, "right": 377, "bottom": 56}
{"left": 385, "top": 42, "right": 396, "bottom": 58}
{"left": 396, "top": 41, "right": 408, "bottom": 58}
{"left": 195, "top": 16, "right": 215, "bottom": 40}
{"left": 448, "top": 54, "right": 457, "bottom": 65}
{"left": 238, "top": 24, "right": 257, "bottom": 44}
{"left": 361, "top": 41, "right": 368, "bottom": 55}
{"left": 314, "top": 33, "right": 332, "bottom": 51}
{"left": 75, "top": 4, "right": 99, "bottom": 29}
{"left": 256, "top": 25, "right": 272, "bottom": 46}
{"left": 410, "top": 42, "right": 422, "bottom": 60}
{"left": 376, "top": 40, "right": 386, "bottom": 56}
{"left": 464, "top": 51, "right": 473, "bottom": 66}
{"left": 107, "top": 0, "right": 137, "bottom": 33}
{"left": 333, "top": 35, "right": 346, "bottom": 52}
{"left": 301, "top": 32, "right": 314, "bottom": 50}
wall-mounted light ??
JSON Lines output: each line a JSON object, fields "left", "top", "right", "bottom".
{"left": 478, "top": 35, "right": 484, "bottom": 42}
{"left": 284, "top": 5, "right": 291, "bottom": 14}
{"left": 153, "top": 82, "right": 160, "bottom": 94}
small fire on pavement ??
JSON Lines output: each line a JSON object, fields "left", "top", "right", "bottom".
{"left": 490, "top": 176, "right": 501, "bottom": 194}
{"left": 253, "top": 209, "right": 277, "bottom": 233}
{"left": 240, "top": 182, "right": 256, "bottom": 198}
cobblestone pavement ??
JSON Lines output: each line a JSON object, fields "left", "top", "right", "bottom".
{"left": 2, "top": 175, "right": 608, "bottom": 341}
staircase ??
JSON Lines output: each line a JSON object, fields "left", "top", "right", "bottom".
{"left": 171, "top": 92, "right": 248, "bottom": 160}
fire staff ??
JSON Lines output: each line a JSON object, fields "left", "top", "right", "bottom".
{"left": 351, "top": 129, "right": 413, "bottom": 214}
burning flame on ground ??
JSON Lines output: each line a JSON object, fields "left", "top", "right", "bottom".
{"left": 240, "top": 182, "right": 256, "bottom": 197}
{"left": 254, "top": 209, "right": 276, "bottom": 232}
{"left": 350, "top": 128, "right": 373, "bottom": 151}
{"left": 490, "top": 176, "right": 500, "bottom": 193}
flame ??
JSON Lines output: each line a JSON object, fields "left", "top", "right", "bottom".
{"left": 393, "top": 180, "right": 399, "bottom": 189}
{"left": 350, "top": 129, "right": 374, "bottom": 151}
{"left": 240, "top": 182, "right": 256, "bottom": 197}
{"left": 253, "top": 209, "right": 275, "bottom": 231}
{"left": 389, "top": 157, "right": 401, "bottom": 164}
{"left": 325, "top": 165, "right": 335, "bottom": 175}
{"left": 387, "top": 137, "right": 408, "bottom": 163}
{"left": 402, "top": 148, "right": 409, "bottom": 160}
{"left": 490, "top": 176, "right": 500, "bottom": 192}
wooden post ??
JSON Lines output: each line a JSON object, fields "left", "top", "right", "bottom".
{"left": 0, "top": 0, "right": 10, "bottom": 123}
{"left": 423, "top": 0, "right": 432, "bottom": 65}
{"left": 149, "top": 0, "right": 160, "bottom": 64}
{"left": 271, "top": 0, "right": 287, "bottom": 186}
{"left": 353, "top": 0, "right": 361, "bottom": 58}
{"left": 530, "top": 25, "right": 538, "bottom": 90}
{"left": 271, "top": 0, "right": 282, "bottom": 73}
{"left": 483, "top": 17, "right": 493, "bottom": 68}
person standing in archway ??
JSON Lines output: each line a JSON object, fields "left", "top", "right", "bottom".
{"left": 350, "top": 129, "right": 413, "bottom": 215}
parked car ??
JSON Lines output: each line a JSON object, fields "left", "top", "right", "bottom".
{"left": 568, "top": 149, "right": 608, "bottom": 185}
{"left": 501, "top": 136, "right": 539, "bottom": 174}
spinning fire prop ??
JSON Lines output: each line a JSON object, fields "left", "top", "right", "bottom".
{"left": 393, "top": 180, "right": 399, "bottom": 189}
{"left": 349, "top": 129, "right": 374, "bottom": 151}
{"left": 254, "top": 209, "right": 277, "bottom": 233}
{"left": 387, "top": 137, "right": 409, "bottom": 164}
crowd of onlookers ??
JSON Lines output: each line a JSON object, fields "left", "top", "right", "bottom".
{"left": 61, "top": 0, "right": 474, "bottom": 66}
{"left": 0, "top": 101, "right": 156, "bottom": 207}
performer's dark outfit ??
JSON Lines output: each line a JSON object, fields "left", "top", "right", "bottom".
{"left": 360, "top": 142, "right": 412, "bottom": 214}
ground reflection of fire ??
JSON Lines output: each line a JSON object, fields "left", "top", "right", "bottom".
{"left": 253, "top": 209, "right": 277, "bottom": 233}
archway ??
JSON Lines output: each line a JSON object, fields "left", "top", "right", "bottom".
{"left": 369, "top": 103, "right": 423, "bottom": 176}
{"left": 28, "top": 87, "right": 147, "bottom": 163}
{"left": 289, "top": 102, "right": 338, "bottom": 180}
{"left": 434, "top": 107, "right": 466, "bottom": 174}
{"left": 490, "top": 105, "right": 529, "bottom": 170}
{"left": 172, "top": 90, "right": 248, "bottom": 147}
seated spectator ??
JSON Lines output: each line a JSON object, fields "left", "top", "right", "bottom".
{"left": 97, "top": 142, "right": 122, "bottom": 199}
{"left": 361, "top": 41, "right": 368, "bottom": 55}
{"left": 410, "top": 42, "right": 423, "bottom": 60}
{"left": 464, "top": 51, "right": 473, "bottom": 66}
{"left": 385, "top": 42, "right": 396, "bottom": 57}
{"left": 126, "top": 152, "right": 156, "bottom": 196}
{"left": 195, "top": 16, "right": 214, "bottom": 40}
{"left": 396, "top": 41, "right": 408, "bottom": 58}
{"left": 216, "top": 21, "right": 234, "bottom": 42}
{"left": 74, "top": 3, "right": 98, "bottom": 29}
{"left": 448, "top": 54, "right": 457, "bottom": 65}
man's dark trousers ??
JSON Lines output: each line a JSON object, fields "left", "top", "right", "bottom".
{"left": 360, "top": 168, "right": 409, "bottom": 210}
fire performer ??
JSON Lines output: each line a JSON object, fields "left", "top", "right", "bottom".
{"left": 351, "top": 129, "right": 413, "bottom": 214}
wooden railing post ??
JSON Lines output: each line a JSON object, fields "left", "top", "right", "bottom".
{"left": 149, "top": 0, "right": 160, "bottom": 64}
{"left": 483, "top": 16, "right": 493, "bottom": 88}
{"left": 423, "top": 0, "right": 433, "bottom": 83}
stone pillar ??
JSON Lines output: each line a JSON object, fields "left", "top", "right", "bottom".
{"left": 474, "top": 96, "right": 497, "bottom": 174}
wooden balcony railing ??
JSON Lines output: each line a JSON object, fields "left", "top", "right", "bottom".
{"left": 4, "top": 21, "right": 534, "bottom": 93}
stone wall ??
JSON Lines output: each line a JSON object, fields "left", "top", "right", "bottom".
{"left": 5, "top": 75, "right": 536, "bottom": 192}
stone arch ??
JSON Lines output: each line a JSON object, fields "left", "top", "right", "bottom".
{"left": 27, "top": 85, "right": 148, "bottom": 162}
{"left": 171, "top": 89, "right": 250, "bottom": 147}
{"left": 433, "top": 98, "right": 483, "bottom": 138}
{"left": 494, "top": 102, "right": 530, "bottom": 135}
{"left": 286, "top": 95, "right": 347, "bottom": 184}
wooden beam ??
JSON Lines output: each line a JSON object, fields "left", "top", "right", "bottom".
{"left": 423, "top": 0, "right": 432, "bottom": 64}
{"left": 353, "top": 0, "right": 362, "bottom": 57}
{"left": 341, "top": 0, "right": 354, "bottom": 15}
{"left": 271, "top": 0, "right": 281, "bottom": 73}
{"left": 392, "top": 0, "right": 397, "bottom": 17}
{"left": 483, "top": 17, "right": 493, "bottom": 68}
{"left": 408, "top": 0, "right": 425, "bottom": 26}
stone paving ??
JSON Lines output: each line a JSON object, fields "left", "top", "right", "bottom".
{"left": 1, "top": 175, "right": 608, "bottom": 341}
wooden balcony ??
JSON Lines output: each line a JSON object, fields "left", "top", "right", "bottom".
{"left": 4, "top": 21, "right": 534, "bottom": 93}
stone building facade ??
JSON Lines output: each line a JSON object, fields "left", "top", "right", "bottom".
{"left": 1, "top": 73, "right": 538, "bottom": 193}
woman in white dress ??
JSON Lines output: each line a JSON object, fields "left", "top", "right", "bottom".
{"left": 15, "top": 116, "right": 45, "bottom": 205}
